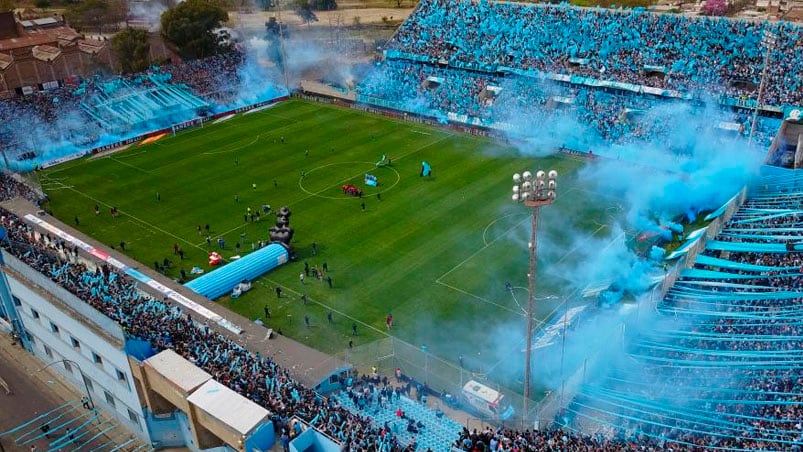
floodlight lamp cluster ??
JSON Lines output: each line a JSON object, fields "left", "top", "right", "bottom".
{"left": 512, "top": 170, "right": 557, "bottom": 204}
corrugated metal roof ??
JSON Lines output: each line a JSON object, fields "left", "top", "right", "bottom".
{"left": 187, "top": 380, "right": 270, "bottom": 436}
{"left": 143, "top": 349, "right": 212, "bottom": 393}
{"left": 32, "top": 18, "right": 58, "bottom": 26}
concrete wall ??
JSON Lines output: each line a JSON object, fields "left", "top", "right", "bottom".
{"left": 188, "top": 404, "right": 234, "bottom": 450}
{"left": 3, "top": 250, "right": 124, "bottom": 338}
{"left": 289, "top": 428, "right": 341, "bottom": 452}
{"left": 141, "top": 362, "right": 196, "bottom": 414}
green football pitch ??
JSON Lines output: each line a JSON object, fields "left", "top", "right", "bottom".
{"left": 40, "top": 99, "right": 623, "bottom": 390}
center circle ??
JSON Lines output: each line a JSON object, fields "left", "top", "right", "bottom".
{"left": 298, "top": 161, "right": 401, "bottom": 200}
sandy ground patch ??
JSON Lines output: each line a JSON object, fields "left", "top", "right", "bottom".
{"left": 231, "top": 7, "right": 413, "bottom": 28}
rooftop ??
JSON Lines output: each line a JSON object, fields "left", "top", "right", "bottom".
{"left": 143, "top": 349, "right": 212, "bottom": 394}
{"left": 187, "top": 380, "right": 270, "bottom": 436}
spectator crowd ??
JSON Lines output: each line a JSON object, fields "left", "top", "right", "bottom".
{"left": 0, "top": 52, "right": 249, "bottom": 171}
{"left": 0, "top": 176, "right": 409, "bottom": 452}
{"left": 549, "top": 176, "right": 803, "bottom": 450}
{"left": 387, "top": 0, "right": 803, "bottom": 106}
{"left": 358, "top": 59, "right": 783, "bottom": 149}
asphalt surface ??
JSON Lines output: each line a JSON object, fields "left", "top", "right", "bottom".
{"left": 0, "top": 337, "right": 66, "bottom": 452}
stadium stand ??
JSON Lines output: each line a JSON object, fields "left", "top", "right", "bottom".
{"left": 335, "top": 380, "right": 464, "bottom": 450}
{"left": 385, "top": 0, "right": 803, "bottom": 106}
{"left": 554, "top": 168, "right": 803, "bottom": 450}
{"left": 0, "top": 176, "right": 408, "bottom": 451}
{"left": 354, "top": 0, "right": 803, "bottom": 153}
{"left": 0, "top": 52, "right": 256, "bottom": 171}
{"left": 358, "top": 59, "right": 784, "bottom": 149}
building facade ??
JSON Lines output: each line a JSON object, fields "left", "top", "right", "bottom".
{"left": 0, "top": 249, "right": 150, "bottom": 442}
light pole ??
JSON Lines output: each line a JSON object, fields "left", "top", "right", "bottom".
{"left": 511, "top": 169, "right": 557, "bottom": 424}
{"left": 37, "top": 359, "right": 95, "bottom": 410}
{"left": 748, "top": 30, "right": 776, "bottom": 146}
{"left": 274, "top": 0, "right": 291, "bottom": 94}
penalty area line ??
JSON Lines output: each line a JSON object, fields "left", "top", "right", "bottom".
{"left": 437, "top": 213, "right": 530, "bottom": 282}
{"left": 435, "top": 280, "right": 524, "bottom": 317}
{"left": 256, "top": 279, "right": 391, "bottom": 338}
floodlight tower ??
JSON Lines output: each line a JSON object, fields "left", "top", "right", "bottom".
{"left": 511, "top": 169, "right": 557, "bottom": 423}
{"left": 748, "top": 29, "right": 776, "bottom": 146}
{"left": 274, "top": 0, "right": 291, "bottom": 93}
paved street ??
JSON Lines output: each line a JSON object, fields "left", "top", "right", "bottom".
{"left": 0, "top": 335, "right": 71, "bottom": 452}
{"left": 0, "top": 334, "right": 149, "bottom": 452}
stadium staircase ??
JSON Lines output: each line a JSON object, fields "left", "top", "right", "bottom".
{"left": 335, "top": 392, "right": 463, "bottom": 451}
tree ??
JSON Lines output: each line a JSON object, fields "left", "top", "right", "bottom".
{"left": 314, "top": 0, "right": 337, "bottom": 10}
{"left": 160, "top": 0, "right": 229, "bottom": 59}
{"left": 112, "top": 28, "right": 151, "bottom": 74}
{"left": 0, "top": 0, "right": 16, "bottom": 11}
{"left": 702, "top": 0, "right": 728, "bottom": 15}
{"left": 65, "top": 0, "right": 125, "bottom": 33}
{"left": 291, "top": 0, "right": 317, "bottom": 24}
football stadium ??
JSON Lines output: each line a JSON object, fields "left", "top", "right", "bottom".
{"left": 0, "top": 0, "right": 802, "bottom": 451}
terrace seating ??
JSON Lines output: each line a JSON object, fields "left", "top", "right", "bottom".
{"left": 335, "top": 387, "right": 463, "bottom": 451}
{"left": 387, "top": 0, "right": 803, "bottom": 106}
{"left": 0, "top": 51, "right": 275, "bottom": 171}
{"left": 559, "top": 169, "right": 803, "bottom": 450}
{"left": 358, "top": 59, "right": 783, "bottom": 151}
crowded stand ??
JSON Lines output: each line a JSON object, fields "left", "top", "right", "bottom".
{"left": 358, "top": 59, "right": 783, "bottom": 149}
{"left": 0, "top": 52, "right": 262, "bottom": 171}
{"left": 0, "top": 176, "right": 408, "bottom": 451}
{"left": 161, "top": 51, "right": 244, "bottom": 102}
{"left": 386, "top": 0, "right": 803, "bottom": 107}
{"left": 3, "top": 158, "right": 799, "bottom": 450}
{"left": 555, "top": 173, "right": 803, "bottom": 450}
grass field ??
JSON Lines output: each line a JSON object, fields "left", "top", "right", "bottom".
{"left": 40, "top": 99, "right": 623, "bottom": 394}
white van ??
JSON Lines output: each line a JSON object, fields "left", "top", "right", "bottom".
{"left": 461, "top": 380, "right": 515, "bottom": 420}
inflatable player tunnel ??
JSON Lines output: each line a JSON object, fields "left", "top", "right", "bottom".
{"left": 185, "top": 243, "right": 290, "bottom": 299}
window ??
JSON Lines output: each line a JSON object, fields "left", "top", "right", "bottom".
{"left": 92, "top": 352, "right": 102, "bottom": 365}
{"left": 104, "top": 391, "right": 115, "bottom": 408}
{"left": 43, "top": 344, "right": 52, "bottom": 358}
{"left": 70, "top": 337, "right": 80, "bottom": 350}
{"left": 31, "top": 309, "right": 39, "bottom": 319}
{"left": 63, "top": 361, "right": 72, "bottom": 373}
{"left": 82, "top": 374, "right": 93, "bottom": 393}
{"left": 12, "top": 296, "right": 21, "bottom": 306}
{"left": 115, "top": 368, "right": 128, "bottom": 383}
{"left": 49, "top": 322, "right": 59, "bottom": 334}
{"left": 26, "top": 331, "right": 35, "bottom": 345}
{"left": 127, "top": 409, "right": 140, "bottom": 427}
